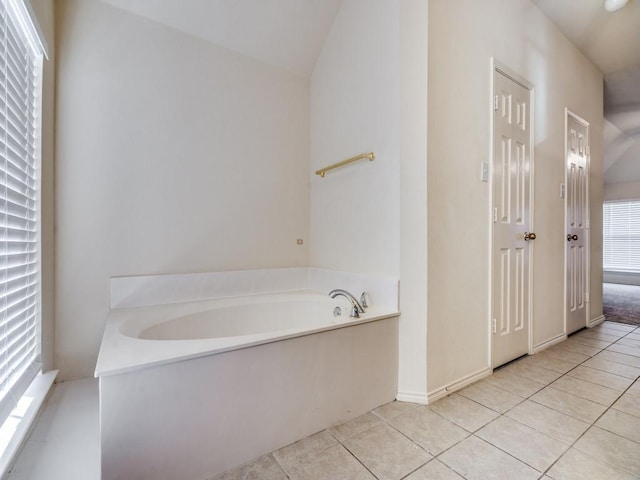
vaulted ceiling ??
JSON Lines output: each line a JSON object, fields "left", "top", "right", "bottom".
{"left": 533, "top": 0, "right": 640, "bottom": 184}
{"left": 99, "top": 0, "right": 343, "bottom": 78}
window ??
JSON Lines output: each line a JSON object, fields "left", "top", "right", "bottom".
{"left": 0, "top": 0, "right": 44, "bottom": 426}
{"left": 603, "top": 200, "right": 640, "bottom": 273}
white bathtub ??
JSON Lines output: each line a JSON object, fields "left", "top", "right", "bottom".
{"left": 96, "top": 292, "right": 396, "bottom": 376}
{"left": 96, "top": 289, "right": 399, "bottom": 480}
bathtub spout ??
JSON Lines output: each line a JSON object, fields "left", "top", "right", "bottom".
{"left": 328, "top": 289, "right": 366, "bottom": 318}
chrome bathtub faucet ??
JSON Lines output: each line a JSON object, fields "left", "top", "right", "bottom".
{"left": 329, "top": 289, "right": 366, "bottom": 318}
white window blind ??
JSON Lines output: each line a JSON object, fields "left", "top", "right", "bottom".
{"left": 603, "top": 200, "right": 640, "bottom": 273}
{"left": 0, "top": 0, "right": 43, "bottom": 426}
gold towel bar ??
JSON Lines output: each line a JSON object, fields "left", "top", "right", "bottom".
{"left": 315, "top": 152, "right": 375, "bottom": 177}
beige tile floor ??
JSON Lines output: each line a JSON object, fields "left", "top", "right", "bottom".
{"left": 214, "top": 321, "right": 640, "bottom": 480}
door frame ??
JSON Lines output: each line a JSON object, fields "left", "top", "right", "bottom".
{"left": 564, "top": 109, "right": 591, "bottom": 334}
{"left": 488, "top": 59, "right": 535, "bottom": 368}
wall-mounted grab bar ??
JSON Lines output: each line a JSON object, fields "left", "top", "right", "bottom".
{"left": 315, "top": 152, "right": 375, "bottom": 177}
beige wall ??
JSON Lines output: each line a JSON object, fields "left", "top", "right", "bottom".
{"left": 427, "top": 0, "right": 603, "bottom": 395}
{"left": 55, "top": 0, "right": 310, "bottom": 380}
{"left": 604, "top": 181, "right": 640, "bottom": 201}
{"left": 309, "top": 0, "right": 400, "bottom": 276}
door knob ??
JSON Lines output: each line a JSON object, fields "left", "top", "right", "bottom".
{"left": 567, "top": 234, "right": 578, "bottom": 241}
{"left": 524, "top": 232, "right": 536, "bottom": 241}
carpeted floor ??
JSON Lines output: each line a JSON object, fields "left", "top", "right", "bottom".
{"left": 603, "top": 282, "right": 640, "bottom": 326}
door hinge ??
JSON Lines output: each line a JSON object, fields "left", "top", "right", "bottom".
{"left": 493, "top": 208, "right": 498, "bottom": 223}
{"left": 494, "top": 95, "right": 499, "bottom": 111}
{"left": 586, "top": 146, "right": 590, "bottom": 156}
{"left": 585, "top": 292, "right": 590, "bottom": 302}
{"left": 585, "top": 218, "right": 590, "bottom": 228}
{"left": 492, "top": 318, "right": 497, "bottom": 334}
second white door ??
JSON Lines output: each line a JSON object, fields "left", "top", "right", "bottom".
{"left": 566, "top": 112, "right": 589, "bottom": 334}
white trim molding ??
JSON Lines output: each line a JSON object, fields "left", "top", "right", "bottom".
{"left": 0, "top": 370, "right": 57, "bottom": 479}
{"left": 588, "top": 315, "right": 606, "bottom": 328}
{"left": 426, "top": 367, "right": 492, "bottom": 404}
{"left": 604, "top": 271, "right": 640, "bottom": 286}
{"left": 396, "top": 391, "right": 428, "bottom": 405}
{"left": 531, "top": 334, "right": 567, "bottom": 354}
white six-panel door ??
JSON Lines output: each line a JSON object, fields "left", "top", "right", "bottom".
{"left": 566, "top": 112, "right": 589, "bottom": 334}
{"left": 492, "top": 68, "right": 533, "bottom": 368}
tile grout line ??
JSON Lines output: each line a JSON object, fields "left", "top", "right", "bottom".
{"left": 394, "top": 331, "right": 617, "bottom": 478}
{"left": 485, "top": 367, "right": 597, "bottom": 475}
{"left": 538, "top": 325, "right": 640, "bottom": 478}
{"left": 571, "top": 326, "right": 640, "bottom": 390}
{"left": 452, "top": 367, "right": 577, "bottom": 476}
{"left": 377, "top": 408, "right": 486, "bottom": 480}
{"left": 443, "top": 325, "right": 640, "bottom": 479}
{"left": 327, "top": 422, "right": 396, "bottom": 480}
{"left": 263, "top": 452, "right": 289, "bottom": 480}
{"left": 341, "top": 323, "right": 640, "bottom": 480}
{"left": 336, "top": 439, "right": 382, "bottom": 480}
{"left": 334, "top": 412, "right": 436, "bottom": 480}
{"left": 404, "top": 368, "right": 563, "bottom": 477}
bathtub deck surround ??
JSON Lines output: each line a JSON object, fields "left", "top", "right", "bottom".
{"left": 98, "top": 268, "right": 399, "bottom": 376}
{"left": 97, "top": 268, "right": 399, "bottom": 480}
{"left": 108, "top": 267, "right": 399, "bottom": 310}
{"left": 96, "top": 291, "right": 397, "bottom": 376}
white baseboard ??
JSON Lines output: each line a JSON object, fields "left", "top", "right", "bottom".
{"left": 426, "top": 367, "right": 492, "bottom": 404}
{"left": 396, "top": 391, "right": 428, "bottom": 405}
{"left": 531, "top": 334, "right": 567, "bottom": 354}
{"left": 604, "top": 272, "right": 640, "bottom": 286}
{"left": 588, "top": 315, "right": 606, "bottom": 328}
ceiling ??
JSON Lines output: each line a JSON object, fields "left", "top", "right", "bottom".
{"left": 101, "top": 0, "right": 638, "bottom": 183}
{"left": 99, "top": 0, "right": 343, "bottom": 78}
{"left": 533, "top": 0, "right": 640, "bottom": 184}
